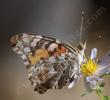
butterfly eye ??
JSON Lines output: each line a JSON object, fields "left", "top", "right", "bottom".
{"left": 77, "top": 41, "right": 86, "bottom": 51}
{"left": 77, "top": 44, "right": 83, "bottom": 50}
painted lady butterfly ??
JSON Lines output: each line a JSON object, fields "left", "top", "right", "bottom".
{"left": 10, "top": 33, "right": 86, "bottom": 94}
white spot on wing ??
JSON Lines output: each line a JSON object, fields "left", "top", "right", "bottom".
{"left": 36, "top": 36, "right": 42, "bottom": 39}
{"left": 21, "top": 54, "right": 27, "bottom": 60}
{"left": 48, "top": 43, "right": 58, "bottom": 52}
{"left": 23, "top": 47, "right": 31, "bottom": 53}
{"left": 31, "top": 38, "right": 41, "bottom": 47}
{"left": 68, "top": 81, "right": 75, "bottom": 89}
{"left": 13, "top": 47, "right": 18, "bottom": 51}
{"left": 24, "top": 61, "right": 29, "bottom": 66}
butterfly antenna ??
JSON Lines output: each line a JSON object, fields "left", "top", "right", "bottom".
{"left": 80, "top": 11, "right": 85, "bottom": 42}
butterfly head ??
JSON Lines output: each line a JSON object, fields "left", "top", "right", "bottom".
{"left": 76, "top": 41, "right": 86, "bottom": 64}
{"left": 77, "top": 41, "right": 86, "bottom": 52}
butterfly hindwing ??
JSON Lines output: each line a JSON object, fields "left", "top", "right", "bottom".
{"left": 10, "top": 33, "right": 85, "bottom": 94}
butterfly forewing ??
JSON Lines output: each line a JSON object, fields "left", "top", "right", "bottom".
{"left": 10, "top": 33, "right": 84, "bottom": 94}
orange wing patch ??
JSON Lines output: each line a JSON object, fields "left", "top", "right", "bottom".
{"left": 28, "top": 49, "right": 49, "bottom": 65}
{"left": 53, "top": 46, "right": 68, "bottom": 56}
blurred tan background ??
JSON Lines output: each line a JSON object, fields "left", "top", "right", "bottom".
{"left": 0, "top": 0, "right": 110, "bottom": 100}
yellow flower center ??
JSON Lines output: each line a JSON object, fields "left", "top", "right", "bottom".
{"left": 81, "top": 59, "right": 97, "bottom": 76}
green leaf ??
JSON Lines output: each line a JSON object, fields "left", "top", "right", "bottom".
{"left": 95, "top": 83, "right": 105, "bottom": 94}
{"left": 96, "top": 86, "right": 104, "bottom": 100}
{"left": 99, "top": 83, "right": 105, "bottom": 88}
{"left": 103, "top": 96, "right": 110, "bottom": 100}
{"left": 103, "top": 74, "right": 110, "bottom": 78}
{"left": 95, "top": 84, "right": 110, "bottom": 100}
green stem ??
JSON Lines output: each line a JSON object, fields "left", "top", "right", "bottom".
{"left": 96, "top": 91, "right": 104, "bottom": 100}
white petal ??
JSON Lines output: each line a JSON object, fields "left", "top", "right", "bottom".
{"left": 90, "top": 48, "right": 97, "bottom": 60}
{"left": 98, "top": 51, "right": 110, "bottom": 66}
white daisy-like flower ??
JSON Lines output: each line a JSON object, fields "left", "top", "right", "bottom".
{"left": 81, "top": 48, "right": 110, "bottom": 92}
